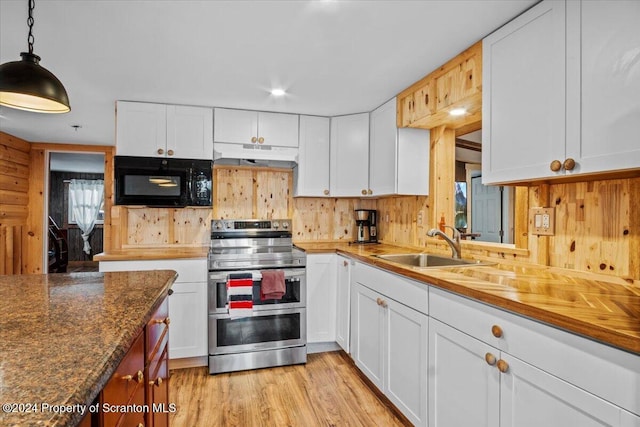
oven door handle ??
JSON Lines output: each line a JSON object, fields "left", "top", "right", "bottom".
{"left": 208, "top": 269, "right": 305, "bottom": 282}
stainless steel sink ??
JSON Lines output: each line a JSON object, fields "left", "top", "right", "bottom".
{"left": 374, "top": 253, "right": 492, "bottom": 268}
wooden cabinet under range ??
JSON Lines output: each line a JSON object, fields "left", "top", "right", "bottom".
{"left": 100, "top": 297, "right": 170, "bottom": 427}
{"left": 116, "top": 101, "right": 213, "bottom": 160}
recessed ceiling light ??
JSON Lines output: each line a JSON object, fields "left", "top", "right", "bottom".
{"left": 449, "top": 108, "right": 467, "bottom": 116}
{"left": 270, "top": 88, "right": 286, "bottom": 97}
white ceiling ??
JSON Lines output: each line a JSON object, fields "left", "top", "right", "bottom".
{"left": 0, "top": 0, "right": 537, "bottom": 146}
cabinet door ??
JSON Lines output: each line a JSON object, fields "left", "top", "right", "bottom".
{"left": 295, "top": 115, "right": 330, "bottom": 196}
{"left": 306, "top": 254, "right": 337, "bottom": 343}
{"left": 369, "top": 99, "right": 398, "bottom": 196}
{"left": 413, "top": 80, "right": 435, "bottom": 122}
{"left": 399, "top": 93, "right": 415, "bottom": 127}
{"left": 482, "top": 1, "right": 566, "bottom": 183}
{"left": 385, "top": 297, "right": 428, "bottom": 427}
{"left": 351, "top": 282, "right": 385, "bottom": 389}
{"left": 397, "top": 127, "right": 430, "bottom": 195}
{"left": 335, "top": 255, "right": 351, "bottom": 353}
{"left": 330, "top": 113, "right": 370, "bottom": 197}
{"left": 168, "top": 281, "right": 207, "bottom": 359}
{"left": 500, "top": 354, "right": 630, "bottom": 427}
{"left": 166, "top": 105, "right": 213, "bottom": 160}
{"left": 116, "top": 101, "right": 166, "bottom": 157}
{"left": 429, "top": 318, "right": 500, "bottom": 427}
{"left": 258, "top": 112, "right": 299, "bottom": 147}
{"left": 213, "top": 108, "right": 258, "bottom": 145}
{"left": 565, "top": 1, "right": 640, "bottom": 175}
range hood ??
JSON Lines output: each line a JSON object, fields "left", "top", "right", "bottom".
{"left": 213, "top": 142, "right": 298, "bottom": 168}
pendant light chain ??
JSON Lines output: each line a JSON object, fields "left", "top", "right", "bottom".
{"left": 27, "top": 0, "right": 35, "bottom": 54}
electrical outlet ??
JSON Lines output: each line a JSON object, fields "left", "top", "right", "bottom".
{"left": 417, "top": 210, "right": 423, "bottom": 225}
{"left": 530, "top": 207, "right": 555, "bottom": 236}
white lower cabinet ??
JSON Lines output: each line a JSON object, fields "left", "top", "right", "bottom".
{"left": 306, "top": 254, "right": 337, "bottom": 343}
{"left": 351, "top": 283, "right": 385, "bottom": 389}
{"left": 429, "top": 287, "right": 640, "bottom": 427}
{"left": 350, "top": 262, "right": 428, "bottom": 427}
{"left": 429, "top": 318, "right": 500, "bottom": 427}
{"left": 98, "top": 259, "right": 208, "bottom": 361}
{"left": 500, "top": 353, "right": 637, "bottom": 427}
{"left": 167, "top": 281, "right": 207, "bottom": 359}
{"left": 335, "top": 255, "right": 352, "bottom": 352}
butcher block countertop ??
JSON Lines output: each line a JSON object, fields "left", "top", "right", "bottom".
{"left": 93, "top": 246, "right": 208, "bottom": 261}
{"left": 0, "top": 270, "right": 177, "bottom": 427}
{"left": 295, "top": 242, "right": 640, "bottom": 355}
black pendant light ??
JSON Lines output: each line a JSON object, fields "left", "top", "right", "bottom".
{"left": 0, "top": 0, "right": 70, "bottom": 113}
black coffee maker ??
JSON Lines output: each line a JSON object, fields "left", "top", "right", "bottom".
{"left": 354, "top": 209, "right": 378, "bottom": 243}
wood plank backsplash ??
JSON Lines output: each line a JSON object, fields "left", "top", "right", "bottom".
{"left": 107, "top": 163, "right": 639, "bottom": 281}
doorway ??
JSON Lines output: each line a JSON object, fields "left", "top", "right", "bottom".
{"left": 47, "top": 152, "right": 105, "bottom": 273}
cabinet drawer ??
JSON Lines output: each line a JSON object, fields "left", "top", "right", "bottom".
{"left": 429, "top": 287, "right": 640, "bottom": 416}
{"left": 115, "top": 385, "right": 145, "bottom": 427}
{"left": 147, "top": 344, "right": 170, "bottom": 427}
{"left": 353, "top": 262, "right": 428, "bottom": 314}
{"left": 99, "top": 259, "right": 207, "bottom": 283}
{"left": 101, "top": 331, "right": 145, "bottom": 427}
{"left": 147, "top": 298, "right": 169, "bottom": 362}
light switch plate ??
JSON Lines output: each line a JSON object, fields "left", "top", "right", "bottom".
{"left": 530, "top": 207, "right": 555, "bottom": 236}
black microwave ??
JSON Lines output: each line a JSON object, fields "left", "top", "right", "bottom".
{"left": 114, "top": 156, "right": 212, "bottom": 207}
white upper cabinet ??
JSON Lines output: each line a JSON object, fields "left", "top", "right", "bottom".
{"left": 117, "top": 101, "right": 213, "bottom": 159}
{"left": 213, "top": 108, "right": 299, "bottom": 148}
{"left": 482, "top": 0, "right": 566, "bottom": 183}
{"left": 483, "top": 0, "right": 640, "bottom": 184}
{"left": 369, "top": 98, "right": 430, "bottom": 196}
{"left": 565, "top": 0, "right": 640, "bottom": 175}
{"left": 330, "top": 113, "right": 370, "bottom": 197}
{"left": 166, "top": 105, "right": 214, "bottom": 160}
{"left": 294, "top": 116, "right": 331, "bottom": 197}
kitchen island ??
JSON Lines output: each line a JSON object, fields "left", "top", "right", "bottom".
{"left": 0, "top": 270, "right": 177, "bottom": 427}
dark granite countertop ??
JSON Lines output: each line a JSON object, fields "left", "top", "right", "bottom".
{"left": 0, "top": 270, "right": 177, "bottom": 427}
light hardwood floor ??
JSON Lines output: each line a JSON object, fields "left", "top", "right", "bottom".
{"left": 169, "top": 351, "right": 409, "bottom": 426}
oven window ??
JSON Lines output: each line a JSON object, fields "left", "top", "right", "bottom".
{"left": 216, "top": 312, "right": 301, "bottom": 347}
{"left": 123, "top": 175, "right": 181, "bottom": 196}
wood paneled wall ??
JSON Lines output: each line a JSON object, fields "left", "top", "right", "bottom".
{"left": 213, "top": 165, "right": 374, "bottom": 242}
{"left": 548, "top": 178, "right": 639, "bottom": 280}
{"left": 0, "top": 132, "right": 30, "bottom": 274}
{"left": 109, "top": 206, "right": 212, "bottom": 248}
{"left": 25, "top": 143, "right": 115, "bottom": 274}
{"left": 292, "top": 197, "right": 376, "bottom": 242}
{"left": 376, "top": 178, "right": 640, "bottom": 281}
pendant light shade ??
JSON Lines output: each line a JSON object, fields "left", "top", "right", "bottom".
{"left": 0, "top": 52, "right": 70, "bottom": 113}
{"left": 0, "top": 0, "right": 70, "bottom": 113}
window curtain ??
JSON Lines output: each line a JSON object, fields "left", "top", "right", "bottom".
{"left": 69, "top": 179, "right": 104, "bottom": 254}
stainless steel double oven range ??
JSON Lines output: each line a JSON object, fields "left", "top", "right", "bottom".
{"left": 208, "top": 219, "right": 307, "bottom": 374}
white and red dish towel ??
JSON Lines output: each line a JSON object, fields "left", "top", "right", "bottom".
{"left": 227, "top": 273, "right": 253, "bottom": 319}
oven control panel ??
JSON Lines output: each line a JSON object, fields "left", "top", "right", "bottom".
{"left": 211, "top": 219, "right": 291, "bottom": 232}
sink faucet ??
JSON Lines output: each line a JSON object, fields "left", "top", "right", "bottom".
{"left": 427, "top": 226, "right": 461, "bottom": 259}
